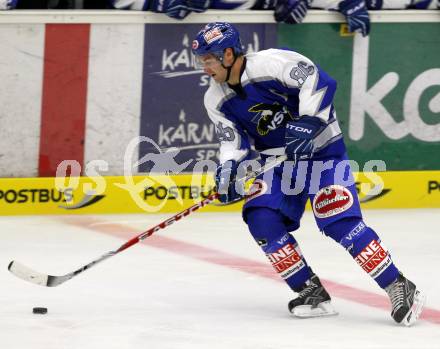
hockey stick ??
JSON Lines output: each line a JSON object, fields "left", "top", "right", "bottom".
{"left": 8, "top": 155, "right": 286, "bottom": 287}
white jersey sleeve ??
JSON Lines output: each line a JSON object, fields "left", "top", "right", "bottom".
{"left": 257, "top": 49, "right": 337, "bottom": 123}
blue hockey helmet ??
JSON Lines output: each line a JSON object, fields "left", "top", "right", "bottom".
{"left": 192, "top": 22, "right": 244, "bottom": 61}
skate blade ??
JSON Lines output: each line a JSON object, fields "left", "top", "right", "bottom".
{"left": 402, "top": 290, "right": 426, "bottom": 327}
{"left": 292, "top": 301, "right": 339, "bottom": 319}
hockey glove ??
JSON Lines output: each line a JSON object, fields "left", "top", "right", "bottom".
{"left": 215, "top": 160, "right": 245, "bottom": 204}
{"left": 338, "top": 0, "right": 370, "bottom": 37}
{"left": 274, "top": 0, "right": 310, "bottom": 24}
{"left": 150, "top": 0, "right": 211, "bottom": 19}
{"left": 285, "top": 116, "right": 324, "bottom": 163}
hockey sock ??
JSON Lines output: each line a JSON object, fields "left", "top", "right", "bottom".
{"left": 245, "top": 207, "right": 312, "bottom": 291}
{"left": 324, "top": 218, "right": 399, "bottom": 289}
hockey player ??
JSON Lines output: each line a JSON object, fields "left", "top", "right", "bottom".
{"left": 191, "top": 22, "right": 426, "bottom": 325}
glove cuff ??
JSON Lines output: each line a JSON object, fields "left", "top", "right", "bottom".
{"left": 286, "top": 116, "right": 325, "bottom": 139}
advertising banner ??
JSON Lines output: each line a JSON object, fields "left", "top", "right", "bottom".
{"left": 0, "top": 20, "right": 438, "bottom": 180}
{"left": 0, "top": 174, "right": 218, "bottom": 215}
{"left": 1, "top": 171, "right": 439, "bottom": 215}
{"left": 278, "top": 23, "right": 440, "bottom": 171}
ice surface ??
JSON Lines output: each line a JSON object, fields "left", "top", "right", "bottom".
{"left": 1, "top": 209, "right": 439, "bottom": 349}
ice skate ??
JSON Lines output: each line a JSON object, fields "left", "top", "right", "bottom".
{"left": 385, "top": 273, "right": 426, "bottom": 326}
{"left": 288, "top": 274, "right": 338, "bottom": 318}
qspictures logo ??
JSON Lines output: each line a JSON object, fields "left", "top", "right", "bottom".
{"left": 53, "top": 136, "right": 217, "bottom": 213}
{"left": 52, "top": 160, "right": 108, "bottom": 210}
{"left": 52, "top": 136, "right": 394, "bottom": 214}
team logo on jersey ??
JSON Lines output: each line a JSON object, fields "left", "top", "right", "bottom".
{"left": 249, "top": 103, "right": 293, "bottom": 136}
{"left": 312, "top": 185, "right": 354, "bottom": 219}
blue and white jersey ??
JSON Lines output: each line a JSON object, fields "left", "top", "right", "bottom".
{"left": 204, "top": 48, "right": 345, "bottom": 164}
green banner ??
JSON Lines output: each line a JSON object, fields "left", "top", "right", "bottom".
{"left": 278, "top": 23, "right": 440, "bottom": 170}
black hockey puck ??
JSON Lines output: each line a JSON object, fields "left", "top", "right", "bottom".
{"left": 32, "top": 307, "right": 48, "bottom": 314}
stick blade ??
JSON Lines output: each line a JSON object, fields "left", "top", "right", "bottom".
{"left": 8, "top": 261, "right": 51, "bottom": 287}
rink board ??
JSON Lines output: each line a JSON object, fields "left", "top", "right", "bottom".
{"left": 0, "top": 13, "right": 439, "bottom": 179}
{"left": 0, "top": 171, "right": 439, "bottom": 215}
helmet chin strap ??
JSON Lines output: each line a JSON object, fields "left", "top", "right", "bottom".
{"left": 221, "top": 52, "right": 238, "bottom": 83}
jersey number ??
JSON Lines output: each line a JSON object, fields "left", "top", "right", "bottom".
{"left": 216, "top": 123, "right": 235, "bottom": 142}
